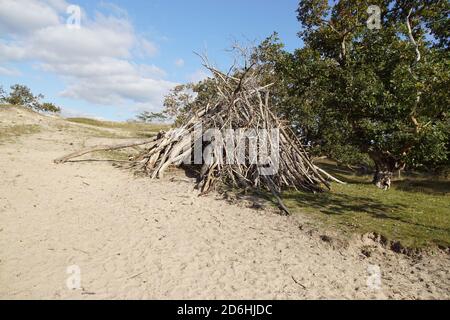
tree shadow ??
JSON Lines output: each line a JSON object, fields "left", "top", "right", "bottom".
{"left": 283, "top": 191, "right": 450, "bottom": 233}
{"left": 316, "top": 161, "right": 450, "bottom": 195}
{"left": 394, "top": 179, "right": 450, "bottom": 195}
{"left": 283, "top": 191, "right": 401, "bottom": 217}
{"left": 315, "top": 162, "right": 373, "bottom": 184}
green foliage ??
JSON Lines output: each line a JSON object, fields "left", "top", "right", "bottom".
{"left": 163, "top": 78, "right": 219, "bottom": 126}
{"left": 3, "top": 84, "right": 44, "bottom": 110}
{"left": 163, "top": 84, "right": 196, "bottom": 125}
{"left": 40, "top": 102, "right": 61, "bottom": 113}
{"left": 261, "top": 1, "right": 449, "bottom": 174}
{"left": 0, "top": 85, "right": 6, "bottom": 101}
{"left": 136, "top": 111, "right": 168, "bottom": 123}
{"left": 1, "top": 84, "right": 61, "bottom": 113}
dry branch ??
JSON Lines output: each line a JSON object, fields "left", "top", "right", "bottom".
{"left": 54, "top": 137, "right": 158, "bottom": 164}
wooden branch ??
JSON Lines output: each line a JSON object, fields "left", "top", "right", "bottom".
{"left": 313, "top": 165, "right": 347, "bottom": 185}
{"left": 54, "top": 137, "right": 158, "bottom": 164}
{"left": 264, "top": 176, "right": 291, "bottom": 215}
{"left": 406, "top": 8, "right": 421, "bottom": 64}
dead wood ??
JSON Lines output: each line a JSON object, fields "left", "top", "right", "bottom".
{"left": 54, "top": 137, "right": 158, "bottom": 164}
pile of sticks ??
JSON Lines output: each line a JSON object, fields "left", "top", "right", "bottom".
{"left": 129, "top": 63, "right": 332, "bottom": 210}
{"left": 55, "top": 60, "right": 340, "bottom": 214}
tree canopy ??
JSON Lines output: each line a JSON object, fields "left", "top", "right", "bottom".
{"left": 256, "top": 0, "right": 449, "bottom": 188}
{"left": 1, "top": 84, "right": 61, "bottom": 113}
{"left": 136, "top": 111, "right": 168, "bottom": 123}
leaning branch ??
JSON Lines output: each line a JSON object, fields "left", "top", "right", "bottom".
{"left": 313, "top": 165, "right": 347, "bottom": 185}
{"left": 406, "top": 8, "right": 421, "bottom": 64}
{"left": 54, "top": 137, "right": 158, "bottom": 164}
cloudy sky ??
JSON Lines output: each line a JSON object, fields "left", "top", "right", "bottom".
{"left": 0, "top": 0, "right": 301, "bottom": 120}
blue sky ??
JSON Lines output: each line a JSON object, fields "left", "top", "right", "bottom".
{"left": 0, "top": 0, "right": 302, "bottom": 120}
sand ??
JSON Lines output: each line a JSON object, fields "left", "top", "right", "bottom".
{"left": 0, "top": 107, "right": 449, "bottom": 299}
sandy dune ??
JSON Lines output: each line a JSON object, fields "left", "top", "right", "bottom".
{"left": 0, "top": 107, "right": 449, "bottom": 299}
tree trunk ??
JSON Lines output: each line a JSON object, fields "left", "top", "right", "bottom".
{"left": 372, "top": 170, "right": 393, "bottom": 190}
{"left": 368, "top": 151, "right": 403, "bottom": 190}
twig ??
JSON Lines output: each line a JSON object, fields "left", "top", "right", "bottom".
{"left": 291, "top": 276, "right": 307, "bottom": 289}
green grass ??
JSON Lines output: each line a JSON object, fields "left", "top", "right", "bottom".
{"left": 0, "top": 124, "right": 41, "bottom": 142}
{"left": 283, "top": 161, "right": 450, "bottom": 249}
{"left": 66, "top": 117, "right": 170, "bottom": 138}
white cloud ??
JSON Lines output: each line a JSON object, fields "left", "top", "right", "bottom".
{"left": 61, "top": 75, "right": 175, "bottom": 106}
{"left": 60, "top": 106, "right": 105, "bottom": 120}
{"left": 0, "top": 65, "right": 21, "bottom": 77}
{"left": 98, "top": 2, "right": 128, "bottom": 19}
{"left": 0, "top": 0, "right": 176, "bottom": 113}
{"left": 0, "top": 0, "right": 62, "bottom": 36}
{"left": 135, "top": 38, "right": 159, "bottom": 58}
{"left": 0, "top": 42, "right": 27, "bottom": 61}
{"left": 175, "top": 58, "right": 185, "bottom": 67}
{"left": 138, "top": 64, "right": 167, "bottom": 79}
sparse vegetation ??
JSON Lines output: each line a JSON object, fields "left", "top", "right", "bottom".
{"left": 0, "top": 124, "right": 41, "bottom": 142}
{"left": 66, "top": 117, "right": 170, "bottom": 138}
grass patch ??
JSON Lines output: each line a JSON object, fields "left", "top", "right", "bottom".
{"left": 66, "top": 117, "right": 170, "bottom": 138}
{"left": 83, "top": 127, "right": 160, "bottom": 139}
{"left": 0, "top": 124, "right": 41, "bottom": 142}
{"left": 283, "top": 161, "right": 450, "bottom": 249}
